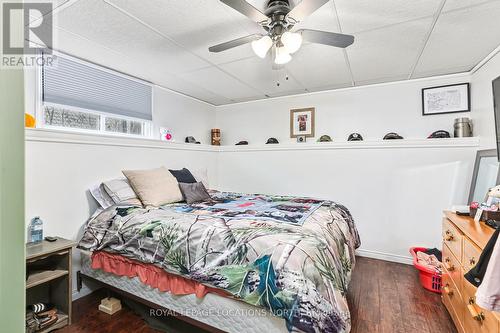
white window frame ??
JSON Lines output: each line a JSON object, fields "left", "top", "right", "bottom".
{"left": 35, "top": 51, "right": 154, "bottom": 139}
{"left": 40, "top": 102, "right": 153, "bottom": 138}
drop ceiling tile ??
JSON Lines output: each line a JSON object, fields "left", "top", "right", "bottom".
{"left": 50, "top": 27, "right": 223, "bottom": 105}
{"left": 107, "top": 0, "right": 264, "bottom": 65}
{"left": 334, "top": 0, "right": 440, "bottom": 34}
{"left": 219, "top": 56, "right": 304, "bottom": 96}
{"left": 291, "top": 1, "right": 339, "bottom": 32}
{"left": 347, "top": 17, "right": 433, "bottom": 83}
{"left": 443, "top": 0, "right": 498, "bottom": 12}
{"left": 55, "top": 0, "right": 208, "bottom": 74}
{"left": 152, "top": 72, "right": 231, "bottom": 105}
{"left": 44, "top": 0, "right": 500, "bottom": 105}
{"left": 414, "top": 1, "right": 500, "bottom": 76}
{"left": 307, "top": 82, "right": 352, "bottom": 93}
{"left": 27, "top": 0, "right": 69, "bottom": 18}
{"left": 52, "top": 26, "right": 159, "bottom": 81}
{"left": 286, "top": 44, "right": 352, "bottom": 89}
{"left": 267, "top": 88, "right": 309, "bottom": 98}
{"left": 354, "top": 74, "right": 409, "bottom": 87}
{"left": 411, "top": 66, "right": 472, "bottom": 79}
{"left": 179, "top": 66, "right": 263, "bottom": 101}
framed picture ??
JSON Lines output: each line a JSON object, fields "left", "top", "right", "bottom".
{"left": 290, "top": 107, "right": 315, "bottom": 138}
{"left": 422, "top": 83, "right": 470, "bottom": 116}
{"left": 160, "top": 128, "right": 173, "bottom": 141}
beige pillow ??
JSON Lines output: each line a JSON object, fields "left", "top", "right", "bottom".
{"left": 122, "top": 167, "right": 182, "bottom": 206}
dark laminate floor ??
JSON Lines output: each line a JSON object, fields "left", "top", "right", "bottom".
{"left": 60, "top": 257, "right": 456, "bottom": 333}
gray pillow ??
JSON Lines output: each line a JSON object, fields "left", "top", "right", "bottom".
{"left": 179, "top": 182, "right": 211, "bottom": 204}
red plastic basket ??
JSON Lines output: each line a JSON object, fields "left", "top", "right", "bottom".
{"left": 410, "top": 247, "right": 442, "bottom": 294}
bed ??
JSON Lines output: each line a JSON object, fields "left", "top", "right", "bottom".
{"left": 77, "top": 191, "right": 360, "bottom": 333}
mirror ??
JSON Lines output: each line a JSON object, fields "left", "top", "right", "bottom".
{"left": 469, "top": 149, "right": 500, "bottom": 204}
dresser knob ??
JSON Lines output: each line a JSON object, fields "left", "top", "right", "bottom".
{"left": 444, "top": 258, "right": 455, "bottom": 271}
{"left": 467, "top": 298, "right": 485, "bottom": 322}
{"left": 443, "top": 284, "right": 453, "bottom": 296}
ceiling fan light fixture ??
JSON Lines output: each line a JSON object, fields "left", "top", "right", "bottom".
{"left": 251, "top": 36, "right": 273, "bottom": 58}
{"left": 281, "top": 31, "right": 302, "bottom": 54}
{"left": 274, "top": 46, "right": 292, "bottom": 65}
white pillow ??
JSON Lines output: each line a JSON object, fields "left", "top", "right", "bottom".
{"left": 89, "top": 184, "right": 115, "bottom": 209}
{"left": 90, "top": 178, "right": 142, "bottom": 208}
{"left": 102, "top": 178, "right": 142, "bottom": 206}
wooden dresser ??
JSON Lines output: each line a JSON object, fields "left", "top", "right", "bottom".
{"left": 442, "top": 211, "right": 500, "bottom": 333}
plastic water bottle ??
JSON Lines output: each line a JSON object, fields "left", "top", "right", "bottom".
{"left": 30, "top": 217, "right": 43, "bottom": 243}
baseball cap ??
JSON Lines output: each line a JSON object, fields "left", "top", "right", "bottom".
{"left": 317, "top": 135, "right": 332, "bottom": 142}
{"left": 347, "top": 133, "right": 363, "bottom": 141}
{"left": 266, "top": 138, "right": 279, "bottom": 144}
{"left": 383, "top": 132, "right": 403, "bottom": 140}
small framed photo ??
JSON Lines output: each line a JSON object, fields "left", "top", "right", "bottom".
{"left": 290, "top": 107, "right": 315, "bottom": 138}
{"left": 160, "top": 128, "right": 173, "bottom": 142}
{"left": 296, "top": 135, "right": 306, "bottom": 143}
{"left": 422, "top": 83, "right": 470, "bottom": 116}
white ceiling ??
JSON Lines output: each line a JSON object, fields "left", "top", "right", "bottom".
{"left": 33, "top": 0, "right": 500, "bottom": 105}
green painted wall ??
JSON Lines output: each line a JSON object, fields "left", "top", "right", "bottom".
{"left": 0, "top": 0, "right": 26, "bottom": 330}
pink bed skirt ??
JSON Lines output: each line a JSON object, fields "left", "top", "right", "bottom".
{"left": 91, "top": 251, "right": 229, "bottom": 299}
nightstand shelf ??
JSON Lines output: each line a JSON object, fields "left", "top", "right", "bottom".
{"left": 37, "top": 312, "right": 69, "bottom": 333}
{"left": 26, "top": 237, "right": 76, "bottom": 332}
{"left": 26, "top": 269, "right": 69, "bottom": 289}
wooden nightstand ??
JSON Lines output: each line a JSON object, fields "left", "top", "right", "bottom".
{"left": 26, "top": 237, "right": 76, "bottom": 332}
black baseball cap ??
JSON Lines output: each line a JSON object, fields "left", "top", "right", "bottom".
{"left": 428, "top": 130, "right": 450, "bottom": 139}
{"left": 266, "top": 138, "right": 279, "bottom": 144}
{"left": 348, "top": 133, "right": 363, "bottom": 141}
{"left": 383, "top": 132, "right": 403, "bottom": 140}
{"left": 185, "top": 136, "right": 201, "bottom": 144}
{"left": 235, "top": 141, "right": 248, "bottom": 145}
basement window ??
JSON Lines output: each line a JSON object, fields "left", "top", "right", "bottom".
{"left": 38, "top": 52, "right": 152, "bottom": 138}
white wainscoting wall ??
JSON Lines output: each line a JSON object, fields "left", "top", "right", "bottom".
{"left": 215, "top": 139, "right": 480, "bottom": 264}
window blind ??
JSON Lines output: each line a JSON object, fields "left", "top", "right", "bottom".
{"left": 42, "top": 54, "right": 152, "bottom": 121}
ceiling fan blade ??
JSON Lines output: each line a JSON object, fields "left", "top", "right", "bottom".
{"left": 297, "top": 29, "right": 354, "bottom": 48}
{"left": 220, "top": 0, "right": 269, "bottom": 23}
{"left": 209, "top": 34, "right": 263, "bottom": 53}
{"left": 286, "top": 0, "right": 329, "bottom": 22}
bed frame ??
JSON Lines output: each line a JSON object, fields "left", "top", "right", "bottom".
{"left": 76, "top": 271, "right": 225, "bottom": 333}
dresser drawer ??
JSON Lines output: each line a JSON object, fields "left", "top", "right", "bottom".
{"left": 463, "top": 238, "right": 481, "bottom": 272}
{"left": 443, "top": 243, "right": 462, "bottom": 293}
{"left": 443, "top": 287, "right": 465, "bottom": 333}
{"left": 443, "top": 218, "right": 463, "bottom": 261}
{"left": 442, "top": 269, "right": 464, "bottom": 331}
{"left": 463, "top": 279, "right": 499, "bottom": 333}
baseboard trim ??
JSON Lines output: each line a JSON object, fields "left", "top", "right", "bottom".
{"left": 356, "top": 249, "right": 413, "bottom": 265}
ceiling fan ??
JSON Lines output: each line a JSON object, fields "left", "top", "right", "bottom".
{"left": 209, "top": 0, "right": 354, "bottom": 67}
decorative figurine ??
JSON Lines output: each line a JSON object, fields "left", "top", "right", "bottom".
{"left": 211, "top": 129, "right": 221, "bottom": 146}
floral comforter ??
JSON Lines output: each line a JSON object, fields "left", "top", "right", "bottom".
{"left": 78, "top": 192, "right": 360, "bottom": 333}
